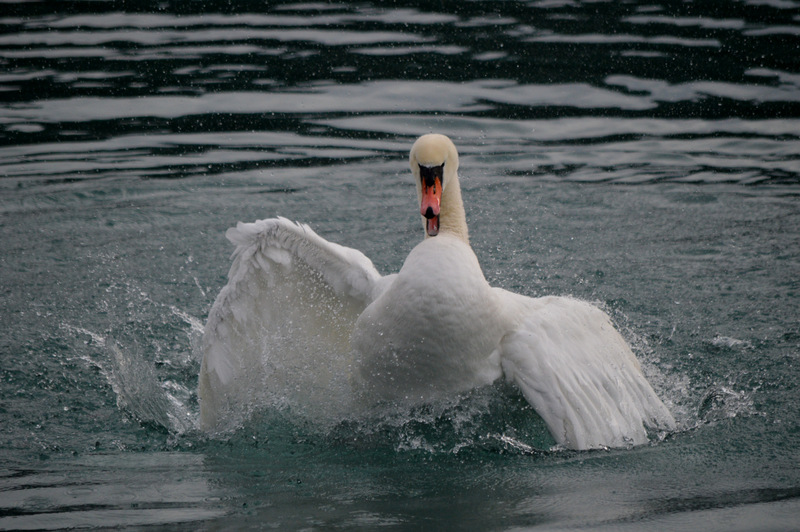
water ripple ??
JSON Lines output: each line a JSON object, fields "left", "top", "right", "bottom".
{"left": 0, "top": 0, "right": 798, "bottom": 186}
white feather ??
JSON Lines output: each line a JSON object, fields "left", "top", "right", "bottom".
{"left": 498, "top": 294, "right": 675, "bottom": 449}
{"left": 199, "top": 217, "right": 380, "bottom": 430}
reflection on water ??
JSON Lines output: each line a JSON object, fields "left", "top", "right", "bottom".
{"left": 1, "top": 0, "right": 799, "bottom": 529}
{"left": 0, "top": 453, "right": 224, "bottom": 530}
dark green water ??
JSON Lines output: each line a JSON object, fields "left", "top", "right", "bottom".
{"left": 1, "top": 1, "right": 799, "bottom": 529}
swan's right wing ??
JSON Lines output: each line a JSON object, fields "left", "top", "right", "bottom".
{"left": 498, "top": 294, "right": 676, "bottom": 450}
{"left": 199, "top": 217, "right": 382, "bottom": 431}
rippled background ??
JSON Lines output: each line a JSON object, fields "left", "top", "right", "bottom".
{"left": 2, "top": 1, "right": 799, "bottom": 529}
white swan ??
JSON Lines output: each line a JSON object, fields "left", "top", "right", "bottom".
{"left": 199, "top": 133, "right": 676, "bottom": 450}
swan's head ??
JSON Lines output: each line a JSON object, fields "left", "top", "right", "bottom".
{"left": 409, "top": 134, "right": 459, "bottom": 237}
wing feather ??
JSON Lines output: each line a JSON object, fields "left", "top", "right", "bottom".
{"left": 499, "top": 294, "right": 676, "bottom": 450}
{"left": 199, "top": 217, "right": 381, "bottom": 431}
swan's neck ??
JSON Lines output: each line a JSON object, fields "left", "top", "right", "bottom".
{"left": 435, "top": 176, "right": 469, "bottom": 243}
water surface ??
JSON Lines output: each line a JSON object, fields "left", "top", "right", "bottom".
{"left": 1, "top": 0, "right": 799, "bottom": 529}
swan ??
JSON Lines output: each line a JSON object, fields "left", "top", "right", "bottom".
{"left": 198, "top": 133, "right": 676, "bottom": 450}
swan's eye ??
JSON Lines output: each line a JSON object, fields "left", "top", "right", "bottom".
{"left": 419, "top": 163, "right": 444, "bottom": 189}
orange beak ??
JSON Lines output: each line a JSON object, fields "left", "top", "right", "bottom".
{"left": 420, "top": 176, "right": 441, "bottom": 236}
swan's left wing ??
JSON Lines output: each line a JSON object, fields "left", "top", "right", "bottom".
{"left": 497, "top": 294, "right": 676, "bottom": 450}
{"left": 199, "top": 217, "right": 382, "bottom": 431}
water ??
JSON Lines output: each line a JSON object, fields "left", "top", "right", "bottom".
{"left": 1, "top": 0, "right": 799, "bottom": 529}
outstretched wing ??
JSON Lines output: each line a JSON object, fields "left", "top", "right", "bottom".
{"left": 498, "top": 294, "right": 676, "bottom": 450}
{"left": 199, "top": 217, "right": 382, "bottom": 431}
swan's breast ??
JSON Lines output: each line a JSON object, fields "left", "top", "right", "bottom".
{"left": 352, "top": 236, "right": 504, "bottom": 402}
